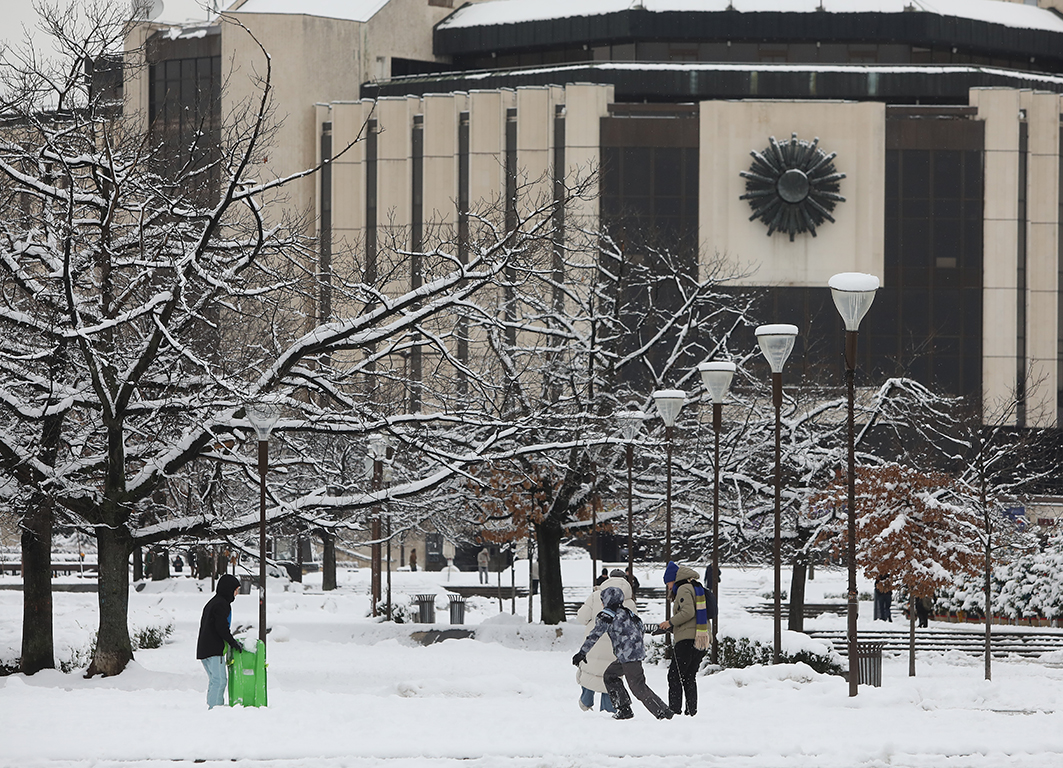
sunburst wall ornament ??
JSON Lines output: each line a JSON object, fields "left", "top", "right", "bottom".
{"left": 739, "top": 133, "right": 846, "bottom": 241}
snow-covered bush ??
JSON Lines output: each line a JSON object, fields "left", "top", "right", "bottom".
{"left": 937, "top": 535, "right": 1063, "bottom": 622}
{"left": 715, "top": 636, "right": 844, "bottom": 677}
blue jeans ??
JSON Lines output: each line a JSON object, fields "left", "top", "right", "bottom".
{"left": 580, "top": 686, "right": 615, "bottom": 712}
{"left": 202, "top": 655, "right": 227, "bottom": 708}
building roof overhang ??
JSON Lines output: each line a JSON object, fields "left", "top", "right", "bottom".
{"left": 435, "top": 1, "right": 1063, "bottom": 67}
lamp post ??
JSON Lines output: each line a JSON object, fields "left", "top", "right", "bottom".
{"left": 246, "top": 401, "right": 282, "bottom": 648}
{"left": 698, "top": 361, "right": 736, "bottom": 666}
{"left": 617, "top": 411, "right": 646, "bottom": 576}
{"left": 829, "top": 272, "right": 879, "bottom": 697}
{"left": 652, "top": 390, "right": 685, "bottom": 565}
{"left": 367, "top": 434, "right": 390, "bottom": 618}
{"left": 756, "top": 324, "right": 798, "bottom": 665}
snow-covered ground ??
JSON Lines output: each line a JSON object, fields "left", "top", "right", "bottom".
{"left": 2, "top": 560, "right": 1063, "bottom": 768}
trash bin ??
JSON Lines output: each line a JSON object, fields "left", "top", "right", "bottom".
{"left": 855, "top": 641, "right": 885, "bottom": 687}
{"left": 448, "top": 594, "right": 466, "bottom": 625}
{"left": 414, "top": 593, "right": 437, "bottom": 623}
{"left": 227, "top": 638, "right": 267, "bottom": 707}
{"left": 238, "top": 574, "right": 255, "bottom": 595}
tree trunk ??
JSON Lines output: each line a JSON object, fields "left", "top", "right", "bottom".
{"left": 908, "top": 592, "right": 917, "bottom": 677}
{"left": 86, "top": 525, "right": 134, "bottom": 677}
{"left": 151, "top": 549, "right": 169, "bottom": 581}
{"left": 132, "top": 547, "right": 143, "bottom": 581}
{"left": 537, "top": 519, "right": 565, "bottom": 625}
{"left": 321, "top": 531, "right": 337, "bottom": 591}
{"left": 20, "top": 493, "right": 54, "bottom": 674}
{"left": 787, "top": 556, "right": 808, "bottom": 633}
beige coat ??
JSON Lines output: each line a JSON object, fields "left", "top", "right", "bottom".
{"left": 574, "top": 576, "right": 636, "bottom": 693}
{"left": 668, "top": 564, "right": 702, "bottom": 644}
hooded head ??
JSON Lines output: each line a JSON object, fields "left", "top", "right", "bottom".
{"left": 216, "top": 573, "right": 241, "bottom": 602}
{"left": 600, "top": 586, "right": 625, "bottom": 610}
{"left": 663, "top": 561, "right": 679, "bottom": 584}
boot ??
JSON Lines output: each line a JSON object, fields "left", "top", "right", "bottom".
{"left": 612, "top": 706, "right": 634, "bottom": 720}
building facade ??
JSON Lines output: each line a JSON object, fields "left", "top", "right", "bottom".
{"left": 126, "top": 0, "right": 1063, "bottom": 430}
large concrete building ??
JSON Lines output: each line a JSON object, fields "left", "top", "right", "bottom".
{"left": 125, "top": 0, "right": 1063, "bottom": 431}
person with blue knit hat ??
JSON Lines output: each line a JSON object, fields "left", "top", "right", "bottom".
{"left": 658, "top": 561, "right": 710, "bottom": 716}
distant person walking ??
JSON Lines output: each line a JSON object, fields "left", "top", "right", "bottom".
{"left": 196, "top": 573, "right": 243, "bottom": 709}
{"left": 477, "top": 547, "right": 490, "bottom": 584}
{"left": 873, "top": 575, "right": 893, "bottom": 622}
{"left": 409, "top": 548, "right": 417, "bottom": 572}
{"left": 572, "top": 586, "right": 672, "bottom": 720}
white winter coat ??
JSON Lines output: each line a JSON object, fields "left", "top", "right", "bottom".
{"left": 574, "top": 576, "right": 637, "bottom": 693}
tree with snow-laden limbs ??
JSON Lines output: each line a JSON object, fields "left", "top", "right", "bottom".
{"left": 0, "top": 3, "right": 604, "bottom": 674}
{"left": 812, "top": 462, "right": 984, "bottom": 676}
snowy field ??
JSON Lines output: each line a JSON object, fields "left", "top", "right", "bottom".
{"left": 2, "top": 560, "right": 1063, "bottom": 768}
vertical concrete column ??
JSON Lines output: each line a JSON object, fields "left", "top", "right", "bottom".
{"left": 122, "top": 23, "right": 154, "bottom": 137}
{"left": 971, "top": 87, "right": 1022, "bottom": 422}
{"left": 563, "top": 83, "right": 613, "bottom": 232}
{"left": 327, "top": 102, "right": 370, "bottom": 251}
{"left": 422, "top": 93, "right": 462, "bottom": 238}
{"left": 515, "top": 86, "right": 555, "bottom": 216}
{"left": 468, "top": 89, "right": 508, "bottom": 214}
{"left": 376, "top": 96, "right": 414, "bottom": 255}
{"left": 1021, "top": 91, "right": 1060, "bottom": 428}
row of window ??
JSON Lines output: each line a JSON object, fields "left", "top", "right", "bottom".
{"left": 455, "top": 42, "right": 1055, "bottom": 75}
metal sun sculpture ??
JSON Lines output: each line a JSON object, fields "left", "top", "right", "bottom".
{"left": 740, "top": 133, "right": 846, "bottom": 241}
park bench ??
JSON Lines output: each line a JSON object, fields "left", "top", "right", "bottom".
{"left": 806, "top": 627, "right": 1063, "bottom": 658}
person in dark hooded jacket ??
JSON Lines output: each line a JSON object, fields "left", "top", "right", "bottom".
{"left": 197, "top": 573, "right": 244, "bottom": 708}
{"left": 572, "top": 586, "right": 672, "bottom": 720}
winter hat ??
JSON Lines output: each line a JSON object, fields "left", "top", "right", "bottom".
{"left": 663, "top": 561, "right": 679, "bottom": 584}
{"left": 609, "top": 569, "right": 626, "bottom": 578}
{"left": 600, "top": 586, "right": 624, "bottom": 609}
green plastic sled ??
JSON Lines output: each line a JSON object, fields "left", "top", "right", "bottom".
{"left": 227, "top": 639, "right": 267, "bottom": 707}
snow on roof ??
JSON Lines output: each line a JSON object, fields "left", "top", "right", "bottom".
{"left": 438, "top": 0, "right": 1063, "bottom": 35}
{"left": 224, "top": 0, "right": 389, "bottom": 23}
{"left": 151, "top": 0, "right": 222, "bottom": 25}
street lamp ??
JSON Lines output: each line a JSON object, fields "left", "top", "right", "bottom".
{"left": 617, "top": 410, "right": 646, "bottom": 576}
{"left": 652, "top": 390, "right": 685, "bottom": 565}
{"left": 367, "top": 434, "right": 391, "bottom": 618}
{"left": 829, "top": 272, "right": 879, "bottom": 697}
{"left": 246, "top": 400, "right": 282, "bottom": 649}
{"left": 699, "top": 361, "right": 736, "bottom": 665}
{"left": 756, "top": 323, "right": 798, "bottom": 665}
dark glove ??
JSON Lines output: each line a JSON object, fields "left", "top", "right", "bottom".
{"left": 597, "top": 608, "right": 616, "bottom": 623}
{"left": 572, "top": 651, "right": 586, "bottom": 667}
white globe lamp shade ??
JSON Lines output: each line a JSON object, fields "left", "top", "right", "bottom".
{"left": 698, "top": 361, "right": 737, "bottom": 404}
{"left": 652, "top": 390, "right": 686, "bottom": 428}
{"left": 245, "top": 401, "right": 282, "bottom": 440}
{"left": 755, "top": 324, "right": 799, "bottom": 374}
{"left": 368, "top": 433, "right": 390, "bottom": 460}
{"left": 617, "top": 410, "right": 646, "bottom": 441}
{"left": 828, "top": 272, "right": 880, "bottom": 332}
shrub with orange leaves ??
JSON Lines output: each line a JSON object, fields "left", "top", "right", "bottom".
{"left": 811, "top": 463, "right": 984, "bottom": 599}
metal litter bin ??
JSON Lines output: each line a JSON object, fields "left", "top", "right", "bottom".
{"left": 855, "top": 641, "right": 885, "bottom": 687}
{"left": 448, "top": 594, "right": 466, "bottom": 625}
{"left": 414, "top": 593, "right": 437, "bottom": 623}
{"left": 238, "top": 574, "right": 255, "bottom": 595}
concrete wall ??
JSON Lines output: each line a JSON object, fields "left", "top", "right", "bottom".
{"left": 221, "top": 12, "right": 365, "bottom": 218}
{"left": 972, "top": 87, "right": 1061, "bottom": 427}
{"left": 699, "top": 100, "right": 885, "bottom": 288}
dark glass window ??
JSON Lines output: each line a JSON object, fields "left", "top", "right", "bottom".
{"left": 882, "top": 113, "right": 984, "bottom": 399}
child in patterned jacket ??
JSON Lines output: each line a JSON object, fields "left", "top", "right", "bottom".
{"left": 571, "top": 586, "right": 673, "bottom": 720}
